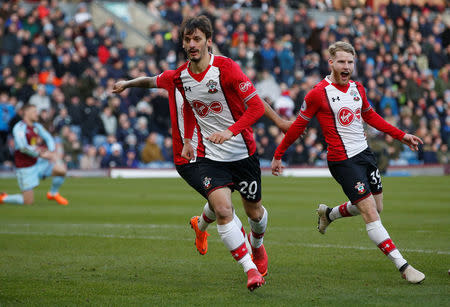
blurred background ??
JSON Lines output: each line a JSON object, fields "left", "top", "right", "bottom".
{"left": 0, "top": 0, "right": 448, "bottom": 175}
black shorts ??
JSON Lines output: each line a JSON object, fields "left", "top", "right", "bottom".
{"left": 196, "top": 155, "right": 262, "bottom": 202}
{"left": 176, "top": 162, "right": 208, "bottom": 199}
{"left": 328, "top": 148, "right": 383, "bottom": 204}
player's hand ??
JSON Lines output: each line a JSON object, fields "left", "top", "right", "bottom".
{"left": 206, "top": 129, "right": 233, "bottom": 144}
{"left": 401, "top": 134, "right": 423, "bottom": 151}
{"left": 271, "top": 158, "right": 284, "bottom": 176}
{"left": 181, "top": 140, "right": 195, "bottom": 161}
{"left": 279, "top": 120, "right": 293, "bottom": 133}
{"left": 40, "top": 150, "right": 57, "bottom": 161}
{"left": 112, "top": 81, "right": 128, "bottom": 94}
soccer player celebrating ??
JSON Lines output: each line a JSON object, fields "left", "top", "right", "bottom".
{"left": 0, "top": 104, "right": 68, "bottom": 206}
{"left": 271, "top": 41, "right": 425, "bottom": 284}
{"left": 178, "top": 15, "right": 268, "bottom": 291}
{"left": 112, "top": 16, "right": 289, "bottom": 291}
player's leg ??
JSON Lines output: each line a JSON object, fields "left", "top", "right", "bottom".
{"left": 356, "top": 195, "right": 424, "bottom": 283}
{"left": 178, "top": 163, "right": 248, "bottom": 255}
{"left": 200, "top": 158, "right": 264, "bottom": 290}
{"left": 233, "top": 155, "right": 268, "bottom": 276}
{"left": 46, "top": 162, "right": 68, "bottom": 205}
{"left": 0, "top": 192, "right": 25, "bottom": 205}
{"left": 2, "top": 166, "right": 37, "bottom": 205}
{"left": 336, "top": 150, "right": 424, "bottom": 283}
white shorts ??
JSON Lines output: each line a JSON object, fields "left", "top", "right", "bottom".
{"left": 16, "top": 159, "right": 54, "bottom": 191}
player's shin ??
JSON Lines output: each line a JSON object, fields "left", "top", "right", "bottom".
{"left": 198, "top": 202, "right": 215, "bottom": 231}
{"left": 50, "top": 176, "right": 65, "bottom": 195}
{"left": 366, "top": 220, "right": 407, "bottom": 270}
{"left": 217, "top": 221, "right": 256, "bottom": 272}
{"left": 1, "top": 194, "right": 24, "bottom": 205}
{"left": 329, "top": 201, "right": 360, "bottom": 221}
{"left": 248, "top": 206, "right": 267, "bottom": 248}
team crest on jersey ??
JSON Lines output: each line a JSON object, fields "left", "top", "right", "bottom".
{"left": 206, "top": 80, "right": 218, "bottom": 93}
{"left": 203, "top": 177, "right": 212, "bottom": 189}
{"left": 192, "top": 100, "right": 223, "bottom": 117}
{"left": 354, "top": 182, "right": 366, "bottom": 194}
{"left": 350, "top": 90, "right": 360, "bottom": 101}
{"left": 337, "top": 107, "right": 355, "bottom": 126}
{"left": 239, "top": 81, "right": 252, "bottom": 92}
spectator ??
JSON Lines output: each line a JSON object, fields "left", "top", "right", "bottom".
{"left": 80, "top": 145, "right": 100, "bottom": 170}
{"left": 124, "top": 150, "right": 139, "bottom": 168}
{"left": 81, "top": 97, "right": 102, "bottom": 144}
{"left": 140, "top": 132, "right": 163, "bottom": 163}
{"left": 29, "top": 85, "right": 51, "bottom": 113}
{"left": 101, "top": 143, "right": 124, "bottom": 168}
{"left": 100, "top": 106, "right": 118, "bottom": 136}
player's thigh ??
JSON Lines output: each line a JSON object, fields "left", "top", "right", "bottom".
{"left": 176, "top": 163, "right": 208, "bottom": 199}
{"left": 16, "top": 165, "right": 40, "bottom": 192}
{"left": 197, "top": 158, "right": 234, "bottom": 198}
{"left": 230, "top": 155, "right": 262, "bottom": 203}
{"left": 363, "top": 149, "right": 383, "bottom": 196}
{"left": 328, "top": 158, "right": 372, "bottom": 204}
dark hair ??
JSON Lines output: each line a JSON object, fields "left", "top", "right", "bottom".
{"left": 22, "top": 103, "right": 36, "bottom": 112}
{"left": 180, "top": 15, "right": 213, "bottom": 40}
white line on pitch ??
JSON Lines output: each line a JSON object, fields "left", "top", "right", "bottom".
{"left": 0, "top": 230, "right": 448, "bottom": 255}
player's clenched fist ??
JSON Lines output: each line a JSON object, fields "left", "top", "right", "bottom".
{"left": 112, "top": 81, "right": 128, "bottom": 93}
{"left": 271, "top": 158, "right": 283, "bottom": 176}
{"left": 206, "top": 129, "right": 233, "bottom": 144}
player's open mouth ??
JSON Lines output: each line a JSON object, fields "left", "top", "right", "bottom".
{"left": 189, "top": 50, "right": 199, "bottom": 56}
{"left": 341, "top": 72, "right": 350, "bottom": 78}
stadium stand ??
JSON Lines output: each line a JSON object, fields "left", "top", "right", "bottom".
{"left": 0, "top": 0, "right": 448, "bottom": 171}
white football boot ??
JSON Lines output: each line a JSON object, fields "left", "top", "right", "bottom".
{"left": 317, "top": 204, "right": 332, "bottom": 234}
{"left": 401, "top": 264, "right": 425, "bottom": 284}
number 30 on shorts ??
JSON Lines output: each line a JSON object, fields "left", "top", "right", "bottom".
{"left": 239, "top": 181, "right": 258, "bottom": 199}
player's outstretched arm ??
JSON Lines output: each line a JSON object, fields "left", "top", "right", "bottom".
{"left": 112, "top": 77, "right": 157, "bottom": 93}
{"left": 263, "top": 100, "right": 292, "bottom": 133}
{"left": 400, "top": 134, "right": 423, "bottom": 151}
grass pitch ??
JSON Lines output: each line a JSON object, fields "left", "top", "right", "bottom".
{"left": 0, "top": 176, "right": 449, "bottom": 306}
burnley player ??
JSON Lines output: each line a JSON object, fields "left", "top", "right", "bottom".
{"left": 271, "top": 41, "right": 425, "bottom": 284}
{"left": 0, "top": 104, "right": 68, "bottom": 206}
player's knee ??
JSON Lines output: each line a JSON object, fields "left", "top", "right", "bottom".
{"left": 213, "top": 205, "right": 233, "bottom": 220}
{"left": 23, "top": 198, "right": 33, "bottom": 205}
{"left": 53, "top": 165, "right": 67, "bottom": 176}
{"left": 245, "top": 206, "right": 263, "bottom": 221}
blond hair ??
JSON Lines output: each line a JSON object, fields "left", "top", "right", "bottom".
{"left": 328, "top": 41, "right": 356, "bottom": 58}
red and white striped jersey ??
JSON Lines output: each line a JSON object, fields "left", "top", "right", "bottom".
{"left": 156, "top": 70, "right": 199, "bottom": 165}
{"left": 274, "top": 77, "right": 405, "bottom": 161}
{"left": 178, "top": 54, "right": 264, "bottom": 162}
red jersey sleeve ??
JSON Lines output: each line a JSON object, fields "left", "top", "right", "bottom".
{"left": 356, "top": 82, "right": 405, "bottom": 140}
{"left": 273, "top": 89, "right": 322, "bottom": 160}
{"left": 183, "top": 100, "right": 196, "bottom": 140}
{"left": 222, "top": 60, "right": 264, "bottom": 135}
{"left": 156, "top": 70, "right": 175, "bottom": 90}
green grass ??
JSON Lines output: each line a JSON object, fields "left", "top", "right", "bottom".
{"left": 0, "top": 176, "right": 449, "bottom": 306}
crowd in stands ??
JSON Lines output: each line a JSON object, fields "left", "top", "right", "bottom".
{"left": 0, "top": 0, "right": 448, "bottom": 172}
